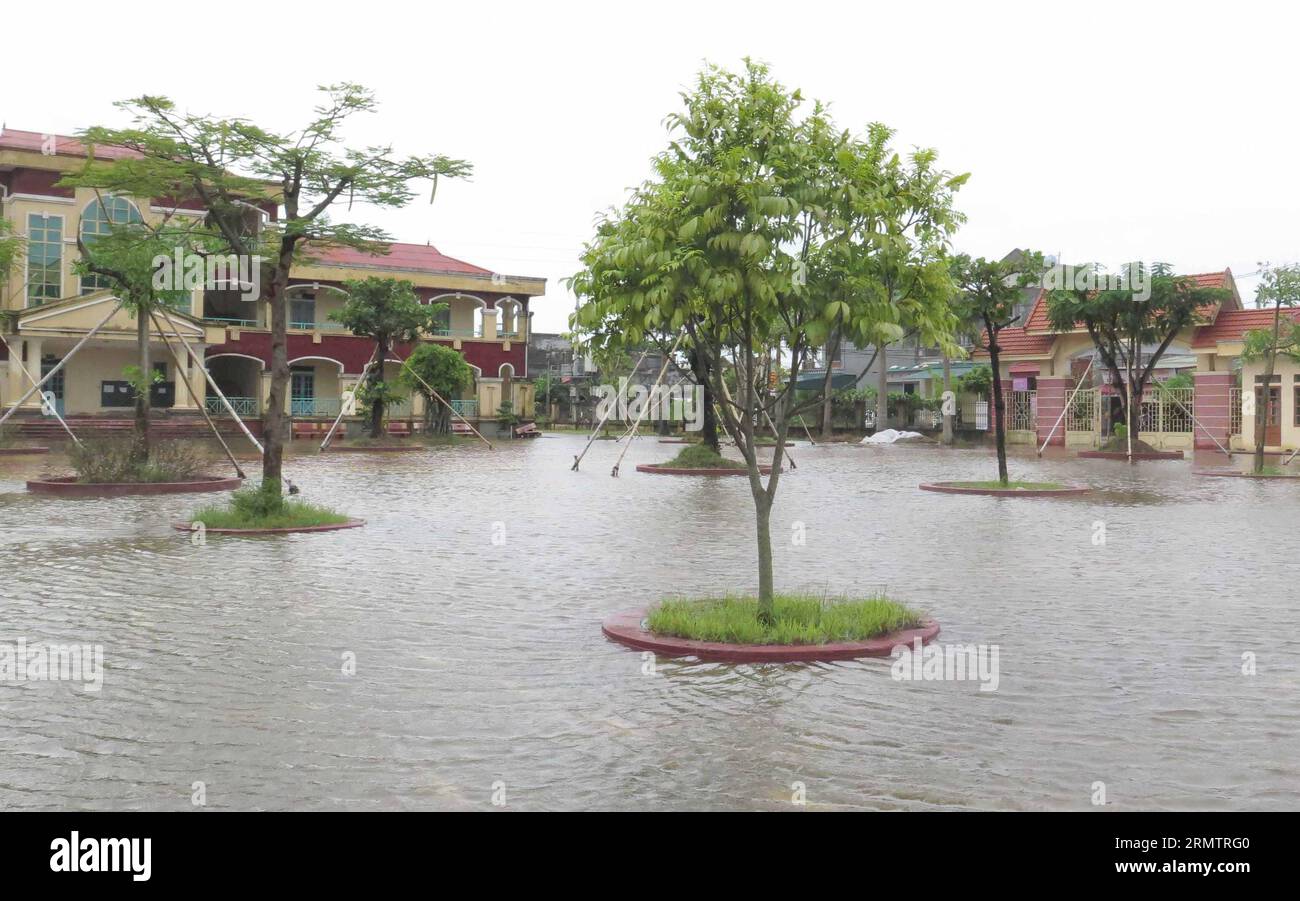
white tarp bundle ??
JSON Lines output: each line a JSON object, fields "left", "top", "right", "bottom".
{"left": 860, "top": 429, "right": 926, "bottom": 445}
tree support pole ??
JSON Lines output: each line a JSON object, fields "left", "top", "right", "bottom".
{"left": 398, "top": 358, "right": 494, "bottom": 449}
{"left": 1150, "top": 378, "right": 1232, "bottom": 459}
{"left": 611, "top": 334, "right": 685, "bottom": 476}
{"left": 0, "top": 300, "right": 124, "bottom": 430}
{"left": 1037, "top": 357, "right": 1094, "bottom": 456}
{"left": 149, "top": 309, "right": 246, "bottom": 479}
{"left": 570, "top": 346, "right": 653, "bottom": 471}
{"left": 320, "top": 350, "right": 375, "bottom": 451}
{"left": 0, "top": 333, "right": 81, "bottom": 446}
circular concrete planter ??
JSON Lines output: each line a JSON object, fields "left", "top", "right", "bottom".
{"left": 0, "top": 446, "right": 50, "bottom": 456}
{"left": 658, "top": 438, "right": 695, "bottom": 444}
{"left": 1193, "top": 469, "right": 1300, "bottom": 480}
{"left": 1078, "top": 450, "right": 1183, "bottom": 461}
{"left": 602, "top": 607, "right": 941, "bottom": 663}
{"left": 919, "top": 481, "right": 1091, "bottom": 497}
{"left": 636, "top": 463, "right": 775, "bottom": 476}
{"left": 172, "top": 518, "right": 365, "bottom": 535}
{"left": 322, "top": 443, "right": 424, "bottom": 453}
{"left": 26, "top": 475, "right": 242, "bottom": 497}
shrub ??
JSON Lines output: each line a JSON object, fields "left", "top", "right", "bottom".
{"left": 665, "top": 444, "right": 745, "bottom": 469}
{"left": 69, "top": 435, "right": 213, "bottom": 483}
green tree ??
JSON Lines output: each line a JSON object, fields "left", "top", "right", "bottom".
{"left": 1241, "top": 263, "right": 1300, "bottom": 473}
{"left": 0, "top": 219, "right": 21, "bottom": 282}
{"left": 953, "top": 252, "right": 1046, "bottom": 484}
{"left": 332, "top": 277, "right": 436, "bottom": 438}
{"left": 572, "top": 61, "right": 963, "bottom": 622}
{"left": 73, "top": 84, "right": 469, "bottom": 487}
{"left": 1046, "top": 263, "right": 1229, "bottom": 447}
{"left": 398, "top": 342, "right": 473, "bottom": 434}
{"left": 50, "top": 185, "right": 199, "bottom": 462}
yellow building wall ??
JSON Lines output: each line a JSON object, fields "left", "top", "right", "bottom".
{"left": 3, "top": 187, "right": 204, "bottom": 316}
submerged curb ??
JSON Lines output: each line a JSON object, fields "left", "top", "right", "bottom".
{"left": 0, "top": 446, "right": 50, "bottom": 456}
{"left": 601, "top": 607, "right": 940, "bottom": 663}
{"left": 1192, "top": 469, "right": 1300, "bottom": 480}
{"left": 172, "top": 518, "right": 366, "bottom": 535}
{"left": 1078, "top": 450, "right": 1184, "bottom": 461}
{"left": 26, "top": 475, "right": 242, "bottom": 497}
{"left": 919, "top": 481, "right": 1091, "bottom": 497}
{"left": 322, "top": 444, "right": 425, "bottom": 453}
{"left": 636, "top": 463, "right": 775, "bottom": 476}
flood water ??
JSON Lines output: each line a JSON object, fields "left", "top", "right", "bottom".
{"left": 1, "top": 434, "right": 1297, "bottom": 811}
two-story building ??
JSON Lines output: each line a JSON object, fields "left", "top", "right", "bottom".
{"left": 1, "top": 127, "right": 545, "bottom": 436}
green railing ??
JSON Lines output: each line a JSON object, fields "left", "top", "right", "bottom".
{"left": 291, "top": 397, "right": 341, "bottom": 417}
{"left": 431, "top": 328, "right": 482, "bottom": 338}
{"left": 206, "top": 316, "right": 260, "bottom": 328}
{"left": 290, "top": 321, "right": 348, "bottom": 331}
{"left": 205, "top": 396, "right": 259, "bottom": 416}
{"left": 450, "top": 399, "right": 479, "bottom": 417}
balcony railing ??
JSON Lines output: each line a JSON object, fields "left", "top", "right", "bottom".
{"left": 205, "top": 396, "right": 260, "bottom": 416}
{"left": 291, "top": 397, "right": 342, "bottom": 417}
{"left": 431, "top": 328, "right": 482, "bottom": 338}
{"left": 450, "top": 399, "right": 479, "bottom": 418}
{"left": 206, "top": 316, "right": 261, "bottom": 328}
{"left": 290, "top": 321, "right": 348, "bottom": 331}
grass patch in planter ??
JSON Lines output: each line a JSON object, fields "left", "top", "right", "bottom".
{"left": 946, "top": 480, "right": 1067, "bottom": 490}
{"left": 190, "top": 480, "right": 350, "bottom": 530}
{"left": 647, "top": 594, "right": 924, "bottom": 646}
{"left": 664, "top": 444, "right": 746, "bottom": 469}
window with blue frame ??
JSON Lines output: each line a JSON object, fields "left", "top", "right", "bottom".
{"left": 80, "top": 197, "right": 143, "bottom": 293}
{"left": 26, "top": 214, "right": 63, "bottom": 306}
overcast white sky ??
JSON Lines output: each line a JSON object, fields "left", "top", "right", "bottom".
{"left": 7, "top": 1, "right": 1296, "bottom": 332}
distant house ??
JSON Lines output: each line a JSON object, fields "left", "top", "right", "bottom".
{"left": 974, "top": 268, "right": 1300, "bottom": 451}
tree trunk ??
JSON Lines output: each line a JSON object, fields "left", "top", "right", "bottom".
{"left": 1255, "top": 299, "right": 1284, "bottom": 474}
{"left": 876, "top": 342, "right": 889, "bottom": 430}
{"left": 689, "top": 348, "right": 720, "bottom": 452}
{"left": 132, "top": 305, "right": 152, "bottom": 467}
{"left": 820, "top": 339, "right": 835, "bottom": 440}
{"left": 369, "top": 336, "right": 389, "bottom": 439}
{"left": 941, "top": 354, "right": 954, "bottom": 445}
{"left": 754, "top": 493, "right": 774, "bottom": 624}
{"left": 262, "top": 258, "right": 291, "bottom": 490}
{"left": 988, "top": 325, "right": 1009, "bottom": 485}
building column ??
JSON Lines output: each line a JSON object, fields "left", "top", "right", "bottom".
{"left": 173, "top": 348, "right": 194, "bottom": 409}
{"left": 482, "top": 308, "right": 498, "bottom": 341}
{"left": 1035, "top": 377, "right": 1070, "bottom": 447}
{"left": 5, "top": 339, "right": 24, "bottom": 408}
{"left": 1193, "top": 372, "right": 1233, "bottom": 449}
{"left": 26, "top": 338, "right": 44, "bottom": 409}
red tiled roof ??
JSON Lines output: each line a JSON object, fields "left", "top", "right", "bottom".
{"left": 0, "top": 127, "right": 141, "bottom": 161}
{"left": 1024, "top": 271, "right": 1234, "bottom": 333}
{"left": 305, "top": 242, "right": 494, "bottom": 277}
{"left": 1191, "top": 307, "right": 1300, "bottom": 349}
{"left": 972, "top": 327, "right": 1055, "bottom": 358}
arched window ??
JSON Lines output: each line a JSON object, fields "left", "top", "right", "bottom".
{"left": 496, "top": 298, "right": 524, "bottom": 337}
{"left": 80, "top": 197, "right": 143, "bottom": 294}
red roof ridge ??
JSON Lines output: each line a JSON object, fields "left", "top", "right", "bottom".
{"left": 0, "top": 126, "right": 141, "bottom": 161}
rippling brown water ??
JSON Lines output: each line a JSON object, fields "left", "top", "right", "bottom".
{"left": 1, "top": 436, "right": 1297, "bottom": 810}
